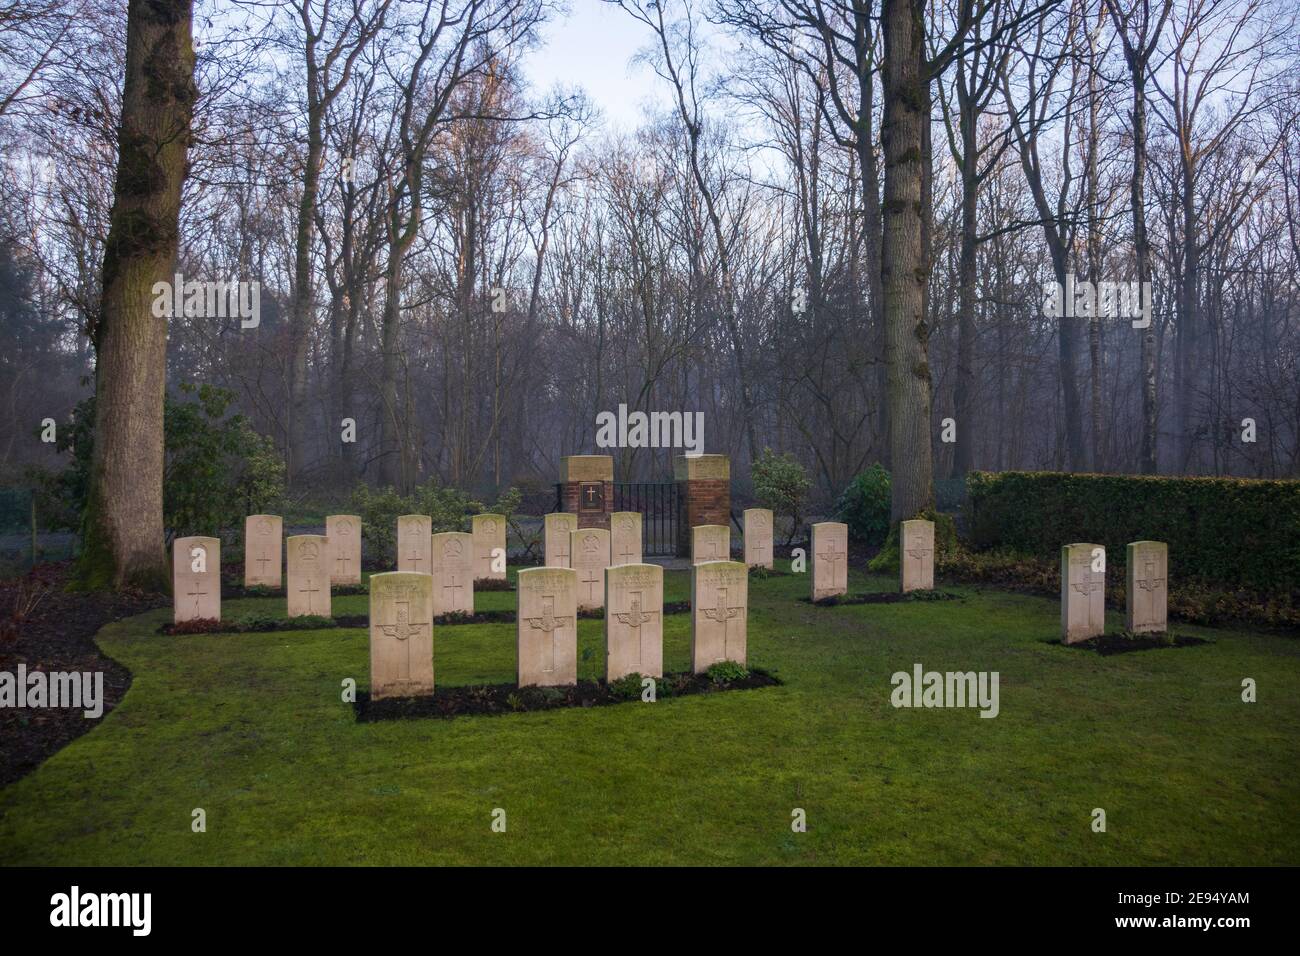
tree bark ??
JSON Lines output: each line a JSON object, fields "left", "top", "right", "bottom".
{"left": 78, "top": 0, "right": 195, "bottom": 591}
{"left": 881, "top": 0, "right": 934, "bottom": 521}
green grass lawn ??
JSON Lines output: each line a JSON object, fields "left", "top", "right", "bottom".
{"left": 2, "top": 564, "right": 1297, "bottom": 865}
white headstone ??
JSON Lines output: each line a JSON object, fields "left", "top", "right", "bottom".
{"left": 517, "top": 567, "right": 578, "bottom": 687}
{"left": 691, "top": 524, "right": 730, "bottom": 565}
{"left": 1062, "top": 543, "right": 1105, "bottom": 643}
{"left": 397, "top": 515, "right": 432, "bottom": 573}
{"left": 900, "top": 519, "right": 935, "bottom": 592}
{"left": 543, "top": 512, "right": 577, "bottom": 567}
{"left": 811, "top": 521, "right": 849, "bottom": 600}
{"left": 743, "top": 508, "right": 774, "bottom": 569}
{"left": 610, "top": 511, "right": 643, "bottom": 567}
{"left": 431, "top": 531, "right": 474, "bottom": 616}
{"left": 369, "top": 571, "right": 434, "bottom": 699}
{"left": 244, "top": 514, "right": 282, "bottom": 588}
{"left": 605, "top": 563, "right": 663, "bottom": 680}
{"left": 570, "top": 528, "right": 610, "bottom": 611}
{"left": 326, "top": 514, "right": 362, "bottom": 586}
{"left": 287, "top": 534, "right": 332, "bottom": 618}
{"left": 472, "top": 514, "right": 507, "bottom": 582}
{"left": 691, "top": 560, "right": 748, "bottom": 673}
{"left": 1126, "top": 541, "right": 1168, "bottom": 634}
{"left": 174, "top": 536, "right": 220, "bottom": 623}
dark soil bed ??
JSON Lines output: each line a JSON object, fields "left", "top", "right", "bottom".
{"left": 354, "top": 668, "right": 782, "bottom": 720}
{"left": 1061, "top": 631, "right": 1210, "bottom": 655}
{"left": 0, "top": 562, "right": 167, "bottom": 788}
{"left": 802, "top": 590, "right": 962, "bottom": 607}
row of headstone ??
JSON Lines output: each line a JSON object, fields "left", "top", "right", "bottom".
{"left": 370, "top": 560, "right": 751, "bottom": 698}
{"left": 541, "top": 512, "right": 644, "bottom": 568}
{"left": 244, "top": 514, "right": 363, "bottom": 590}
{"left": 394, "top": 513, "right": 507, "bottom": 585}
{"left": 1061, "top": 540, "right": 1168, "bottom": 642}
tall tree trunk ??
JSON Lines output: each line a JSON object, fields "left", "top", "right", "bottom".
{"left": 78, "top": 0, "right": 195, "bottom": 591}
{"left": 881, "top": 0, "right": 933, "bottom": 521}
{"left": 951, "top": 130, "right": 978, "bottom": 479}
{"left": 288, "top": 115, "right": 323, "bottom": 486}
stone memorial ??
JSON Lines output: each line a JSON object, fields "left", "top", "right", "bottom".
{"left": 691, "top": 524, "right": 730, "bottom": 565}
{"left": 900, "top": 518, "right": 935, "bottom": 592}
{"left": 610, "top": 511, "right": 643, "bottom": 566}
{"left": 517, "top": 567, "right": 578, "bottom": 687}
{"left": 570, "top": 528, "right": 610, "bottom": 611}
{"left": 543, "top": 512, "right": 577, "bottom": 567}
{"left": 431, "top": 531, "right": 475, "bottom": 616}
{"left": 1126, "top": 540, "right": 1168, "bottom": 634}
{"left": 605, "top": 563, "right": 663, "bottom": 680}
{"left": 369, "top": 571, "right": 434, "bottom": 699}
{"left": 743, "top": 508, "right": 773, "bottom": 569}
{"left": 287, "top": 534, "right": 332, "bottom": 618}
{"left": 326, "top": 514, "right": 362, "bottom": 586}
{"left": 811, "top": 521, "right": 849, "bottom": 601}
{"left": 471, "top": 514, "right": 507, "bottom": 582}
{"left": 397, "top": 514, "right": 432, "bottom": 573}
{"left": 174, "top": 536, "right": 221, "bottom": 623}
{"left": 691, "top": 560, "right": 748, "bottom": 673}
{"left": 244, "top": 514, "right": 282, "bottom": 589}
{"left": 1061, "top": 543, "right": 1106, "bottom": 643}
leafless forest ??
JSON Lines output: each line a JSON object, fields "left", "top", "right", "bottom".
{"left": 2, "top": 0, "right": 1297, "bottom": 515}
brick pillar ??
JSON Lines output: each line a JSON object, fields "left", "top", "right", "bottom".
{"left": 675, "top": 454, "right": 731, "bottom": 557}
{"left": 560, "top": 455, "right": 614, "bottom": 530}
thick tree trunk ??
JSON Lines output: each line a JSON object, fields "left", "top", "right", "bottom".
{"left": 78, "top": 0, "right": 195, "bottom": 592}
{"left": 288, "top": 119, "right": 324, "bottom": 486}
{"left": 881, "top": 0, "right": 933, "bottom": 522}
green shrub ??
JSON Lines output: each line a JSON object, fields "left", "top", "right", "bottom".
{"left": 43, "top": 384, "right": 285, "bottom": 539}
{"left": 608, "top": 673, "right": 644, "bottom": 700}
{"left": 752, "top": 448, "right": 811, "bottom": 545}
{"left": 835, "top": 464, "right": 891, "bottom": 545}
{"left": 965, "top": 471, "right": 1300, "bottom": 591}
{"left": 350, "top": 479, "right": 522, "bottom": 566}
{"left": 705, "top": 660, "right": 749, "bottom": 684}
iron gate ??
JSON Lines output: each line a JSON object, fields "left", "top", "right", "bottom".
{"left": 552, "top": 480, "right": 682, "bottom": 556}
{"left": 613, "top": 481, "right": 681, "bottom": 556}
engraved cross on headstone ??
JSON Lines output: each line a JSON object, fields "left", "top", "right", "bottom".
{"left": 614, "top": 592, "right": 655, "bottom": 666}
{"left": 443, "top": 573, "right": 464, "bottom": 608}
{"left": 187, "top": 578, "right": 208, "bottom": 615}
{"left": 300, "top": 577, "right": 322, "bottom": 613}
{"left": 1137, "top": 559, "right": 1165, "bottom": 591}
{"left": 379, "top": 587, "right": 426, "bottom": 686}
{"left": 818, "top": 538, "right": 846, "bottom": 586}
{"left": 525, "top": 595, "right": 573, "bottom": 673}
{"left": 701, "top": 587, "right": 743, "bottom": 661}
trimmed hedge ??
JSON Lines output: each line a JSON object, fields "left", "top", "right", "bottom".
{"left": 966, "top": 471, "right": 1300, "bottom": 592}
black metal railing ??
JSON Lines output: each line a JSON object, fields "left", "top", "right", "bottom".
{"left": 613, "top": 481, "right": 680, "bottom": 556}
